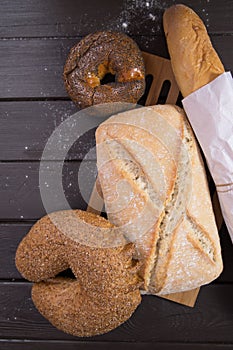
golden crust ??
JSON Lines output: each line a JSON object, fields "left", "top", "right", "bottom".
{"left": 15, "top": 209, "right": 142, "bottom": 337}
{"left": 163, "top": 4, "right": 224, "bottom": 97}
{"left": 32, "top": 277, "right": 141, "bottom": 337}
{"left": 96, "top": 105, "right": 223, "bottom": 295}
{"left": 96, "top": 105, "right": 183, "bottom": 290}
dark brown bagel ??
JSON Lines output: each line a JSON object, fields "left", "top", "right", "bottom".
{"left": 63, "top": 31, "right": 145, "bottom": 109}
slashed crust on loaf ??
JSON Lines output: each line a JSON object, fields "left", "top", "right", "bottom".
{"left": 163, "top": 4, "right": 224, "bottom": 97}
{"left": 96, "top": 105, "right": 223, "bottom": 295}
{"left": 96, "top": 106, "right": 183, "bottom": 289}
{"left": 149, "top": 106, "right": 222, "bottom": 294}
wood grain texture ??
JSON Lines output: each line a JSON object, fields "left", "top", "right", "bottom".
{"left": 0, "top": 35, "right": 232, "bottom": 99}
{"left": 0, "top": 223, "right": 33, "bottom": 280}
{"left": 143, "top": 52, "right": 179, "bottom": 105}
{"left": 0, "top": 341, "right": 231, "bottom": 350}
{"left": 0, "top": 101, "right": 95, "bottom": 161}
{"left": 1, "top": 282, "right": 233, "bottom": 342}
{"left": 0, "top": 0, "right": 232, "bottom": 38}
{"left": 0, "top": 162, "right": 96, "bottom": 220}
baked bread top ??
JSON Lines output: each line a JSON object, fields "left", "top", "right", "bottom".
{"left": 163, "top": 4, "right": 224, "bottom": 97}
{"left": 96, "top": 104, "right": 223, "bottom": 294}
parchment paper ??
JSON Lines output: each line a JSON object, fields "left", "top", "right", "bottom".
{"left": 183, "top": 72, "right": 233, "bottom": 242}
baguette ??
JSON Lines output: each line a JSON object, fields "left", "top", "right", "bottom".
{"left": 96, "top": 105, "right": 223, "bottom": 295}
{"left": 163, "top": 4, "right": 225, "bottom": 97}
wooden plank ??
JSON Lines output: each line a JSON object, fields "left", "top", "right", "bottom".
{"left": 0, "top": 162, "right": 96, "bottom": 220}
{"left": 1, "top": 282, "right": 233, "bottom": 342}
{"left": 0, "top": 222, "right": 231, "bottom": 283}
{"left": 0, "top": 341, "right": 231, "bottom": 350}
{"left": 0, "top": 38, "right": 76, "bottom": 99}
{"left": 0, "top": 0, "right": 232, "bottom": 38}
{"left": 0, "top": 223, "right": 33, "bottom": 280}
{"left": 0, "top": 35, "right": 232, "bottom": 99}
{"left": 0, "top": 101, "right": 96, "bottom": 161}
{"left": 160, "top": 288, "right": 199, "bottom": 308}
{"left": 142, "top": 52, "right": 179, "bottom": 106}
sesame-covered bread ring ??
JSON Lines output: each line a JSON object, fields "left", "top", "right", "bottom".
{"left": 63, "top": 31, "right": 145, "bottom": 109}
{"left": 15, "top": 210, "right": 142, "bottom": 337}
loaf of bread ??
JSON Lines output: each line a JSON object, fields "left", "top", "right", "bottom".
{"left": 163, "top": 4, "right": 225, "bottom": 97}
{"left": 15, "top": 209, "right": 142, "bottom": 337}
{"left": 96, "top": 104, "right": 223, "bottom": 295}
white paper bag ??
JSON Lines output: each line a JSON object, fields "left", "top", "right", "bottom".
{"left": 183, "top": 72, "right": 233, "bottom": 242}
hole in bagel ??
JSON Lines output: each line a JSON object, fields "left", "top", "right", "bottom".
{"left": 100, "top": 72, "right": 116, "bottom": 85}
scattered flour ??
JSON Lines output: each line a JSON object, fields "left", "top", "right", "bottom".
{"left": 201, "top": 1, "right": 210, "bottom": 27}
{"left": 78, "top": 0, "right": 176, "bottom": 43}
{"left": 105, "top": 0, "right": 174, "bottom": 36}
{"left": 77, "top": 0, "right": 210, "bottom": 40}
{"left": 149, "top": 13, "right": 156, "bottom": 20}
{"left": 77, "top": 0, "right": 211, "bottom": 46}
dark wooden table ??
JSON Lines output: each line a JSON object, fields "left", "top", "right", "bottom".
{"left": 0, "top": 0, "right": 233, "bottom": 349}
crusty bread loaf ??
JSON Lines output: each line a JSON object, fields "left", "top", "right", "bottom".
{"left": 15, "top": 209, "right": 142, "bottom": 337}
{"left": 96, "top": 104, "right": 223, "bottom": 295}
{"left": 163, "top": 4, "right": 225, "bottom": 97}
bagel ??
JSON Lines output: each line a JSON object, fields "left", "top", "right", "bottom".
{"left": 15, "top": 210, "right": 142, "bottom": 337}
{"left": 63, "top": 31, "right": 145, "bottom": 109}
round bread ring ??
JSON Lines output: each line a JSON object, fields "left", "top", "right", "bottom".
{"left": 63, "top": 31, "right": 145, "bottom": 109}
{"left": 15, "top": 210, "right": 142, "bottom": 337}
{"left": 32, "top": 276, "right": 140, "bottom": 337}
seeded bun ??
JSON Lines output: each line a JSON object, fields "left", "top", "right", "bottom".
{"left": 63, "top": 31, "right": 145, "bottom": 108}
{"left": 16, "top": 209, "right": 142, "bottom": 337}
